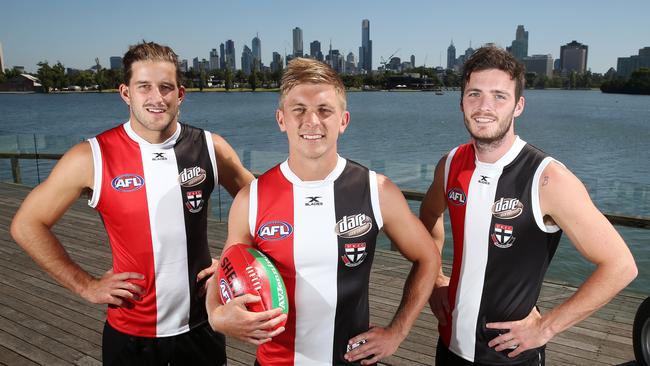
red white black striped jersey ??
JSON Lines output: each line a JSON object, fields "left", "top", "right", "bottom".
{"left": 442, "top": 137, "right": 562, "bottom": 364}
{"left": 88, "top": 122, "right": 217, "bottom": 337}
{"left": 250, "top": 156, "right": 383, "bottom": 365}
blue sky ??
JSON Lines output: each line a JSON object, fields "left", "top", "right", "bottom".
{"left": 2, "top": 0, "right": 649, "bottom": 74}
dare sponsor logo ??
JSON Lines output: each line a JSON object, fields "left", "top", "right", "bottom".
{"left": 341, "top": 242, "right": 368, "bottom": 267}
{"left": 111, "top": 174, "right": 144, "bottom": 192}
{"left": 335, "top": 213, "right": 372, "bottom": 239}
{"left": 492, "top": 197, "right": 524, "bottom": 219}
{"left": 447, "top": 188, "right": 466, "bottom": 206}
{"left": 258, "top": 221, "right": 293, "bottom": 241}
{"left": 179, "top": 166, "right": 206, "bottom": 187}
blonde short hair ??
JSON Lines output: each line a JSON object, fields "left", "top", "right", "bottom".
{"left": 279, "top": 58, "right": 346, "bottom": 110}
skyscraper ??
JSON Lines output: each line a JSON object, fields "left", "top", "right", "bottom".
{"left": 109, "top": 56, "right": 122, "bottom": 70}
{"left": 219, "top": 43, "right": 226, "bottom": 69}
{"left": 523, "top": 54, "right": 553, "bottom": 78}
{"left": 410, "top": 55, "right": 415, "bottom": 68}
{"left": 447, "top": 40, "right": 456, "bottom": 70}
{"left": 271, "top": 52, "right": 283, "bottom": 73}
{"left": 225, "top": 40, "right": 236, "bottom": 70}
{"left": 310, "top": 40, "right": 323, "bottom": 61}
{"left": 359, "top": 19, "right": 372, "bottom": 73}
{"left": 209, "top": 49, "right": 219, "bottom": 71}
{"left": 560, "top": 40, "right": 588, "bottom": 74}
{"left": 252, "top": 35, "right": 262, "bottom": 71}
{"left": 241, "top": 46, "right": 253, "bottom": 75}
{"left": 507, "top": 25, "right": 529, "bottom": 61}
{"left": 293, "top": 27, "right": 303, "bottom": 57}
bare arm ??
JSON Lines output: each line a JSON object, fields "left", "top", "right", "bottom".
{"left": 206, "top": 184, "right": 286, "bottom": 344}
{"left": 212, "top": 133, "right": 254, "bottom": 197}
{"left": 346, "top": 174, "right": 440, "bottom": 365}
{"left": 418, "top": 155, "right": 451, "bottom": 325}
{"left": 10, "top": 142, "right": 143, "bottom": 305}
{"left": 488, "top": 162, "right": 638, "bottom": 357}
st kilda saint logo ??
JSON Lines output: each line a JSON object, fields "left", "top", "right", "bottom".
{"left": 185, "top": 190, "right": 204, "bottom": 213}
{"left": 179, "top": 166, "right": 206, "bottom": 188}
{"left": 335, "top": 213, "right": 372, "bottom": 239}
{"left": 341, "top": 242, "right": 367, "bottom": 267}
{"left": 491, "top": 223, "right": 516, "bottom": 248}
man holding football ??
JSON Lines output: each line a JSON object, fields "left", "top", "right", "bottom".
{"left": 206, "top": 57, "right": 440, "bottom": 365}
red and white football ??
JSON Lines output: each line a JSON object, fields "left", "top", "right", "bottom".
{"left": 216, "top": 243, "right": 288, "bottom": 327}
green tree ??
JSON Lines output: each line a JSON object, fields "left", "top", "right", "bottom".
{"left": 569, "top": 71, "right": 577, "bottom": 89}
{"left": 37, "top": 61, "right": 54, "bottom": 93}
{"left": 249, "top": 69, "right": 258, "bottom": 91}
{"left": 224, "top": 68, "right": 233, "bottom": 90}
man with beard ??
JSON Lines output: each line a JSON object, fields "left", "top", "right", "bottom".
{"left": 11, "top": 41, "right": 254, "bottom": 365}
{"left": 419, "top": 46, "right": 637, "bottom": 365}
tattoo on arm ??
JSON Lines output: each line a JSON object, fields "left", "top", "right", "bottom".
{"left": 542, "top": 175, "right": 549, "bottom": 186}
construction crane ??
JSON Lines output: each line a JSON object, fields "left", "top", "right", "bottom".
{"left": 380, "top": 48, "right": 401, "bottom": 69}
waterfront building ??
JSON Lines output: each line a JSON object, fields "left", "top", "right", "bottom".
{"left": 326, "top": 49, "right": 344, "bottom": 73}
{"left": 219, "top": 43, "right": 225, "bottom": 70}
{"left": 507, "top": 25, "right": 529, "bottom": 61}
{"left": 209, "top": 49, "right": 219, "bottom": 71}
{"left": 617, "top": 47, "right": 650, "bottom": 79}
{"left": 359, "top": 19, "right": 372, "bottom": 73}
{"left": 345, "top": 52, "right": 357, "bottom": 74}
{"left": 310, "top": 40, "right": 323, "bottom": 61}
{"left": 271, "top": 52, "right": 283, "bottom": 73}
{"left": 524, "top": 54, "right": 553, "bottom": 78}
{"left": 109, "top": 56, "right": 122, "bottom": 70}
{"left": 464, "top": 44, "right": 475, "bottom": 59}
{"left": 560, "top": 40, "right": 588, "bottom": 74}
{"left": 179, "top": 59, "right": 188, "bottom": 73}
{"left": 241, "top": 45, "right": 253, "bottom": 75}
{"left": 293, "top": 27, "right": 303, "bottom": 58}
{"left": 201, "top": 59, "right": 209, "bottom": 72}
{"left": 192, "top": 57, "right": 200, "bottom": 72}
{"left": 252, "top": 35, "right": 262, "bottom": 71}
{"left": 447, "top": 40, "right": 456, "bottom": 70}
{"left": 0, "top": 74, "right": 41, "bottom": 92}
{"left": 388, "top": 57, "right": 401, "bottom": 71}
{"left": 410, "top": 55, "right": 415, "bottom": 68}
{"left": 225, "top": 40, "right": 236, "bottom": 70}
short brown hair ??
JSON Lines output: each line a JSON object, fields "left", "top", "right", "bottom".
{"left": 279, "top": 58, "right": 346, "bottom": 109}
{"left": 122, "top": 41, "right": 183, "bottom": 87}
{"left": 461, "top": 46, "right": 525, "bottom": 102}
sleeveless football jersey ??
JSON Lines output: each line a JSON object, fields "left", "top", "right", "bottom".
{"left": 441, "top": 137, "right": 562, "bottom": 364}
{"left": 250, "top": 156, "right": 383, "bottom": 365}
{"left": 88, "top": 121, "right": 217, "bottom": 337}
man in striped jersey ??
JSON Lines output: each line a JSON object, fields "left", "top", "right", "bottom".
{"left": 420, "top": 46, "right": 637, "bottom": 365}
{"left": 206, "top": 58, "right": 440, "bottom": 365}
{"left": 11, "top": 41, "right": 254, "bottom": 365}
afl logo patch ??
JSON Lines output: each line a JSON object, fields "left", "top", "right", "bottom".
{"left": 258, "top": 221, "right": 293, "bottom": 241}
{"left": 447, "top": 188, "right": 466, "bottom": 206}
{"left": 179, "top": 166, "right": 206, "bottom": 187}
{"left": 111, "top": 174, "right": 144, "bottom": 192}
{"left": 335, "top": 214, "right": 372, "bottom": 238}
{"left": 492, "top": 197, "right": 524, "bottom": 219}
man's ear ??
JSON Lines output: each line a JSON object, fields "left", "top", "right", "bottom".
{"left": 119, "top": 84, "right": 130, "bottom": 105}
{"left": 513, "top": 96, "right": 525, "bottom": 118}
{"left": 276, "top": 109, "right": 286, "bottom": 132}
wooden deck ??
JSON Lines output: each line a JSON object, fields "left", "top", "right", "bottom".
{"left": 0, "top": 181, "right": 643, "bottom": 365}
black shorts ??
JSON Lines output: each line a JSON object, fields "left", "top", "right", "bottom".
{"left": 102, "top": 321, "right": 226, "bottom": 366}
{"left": 435, "top": 338, "right": 544, "bottom": 366}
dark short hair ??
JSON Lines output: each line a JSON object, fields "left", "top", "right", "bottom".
{"left": 461, "top": 46, "right": 525, "bottom": 102}
{"left": 122, "top": 41, "right": 182, "bottom": 87}
{"left": 279, "top": 57, "right": 346, "bottom": 109}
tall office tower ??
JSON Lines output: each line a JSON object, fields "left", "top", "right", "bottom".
{"left": 209, "top": 49, "right": 219, "bottom": 71}
{"left": 447, "top": 40, "right": 456, "bottom": 70}
{"left": 271, "top": 52, "right": 283, "bottom": 73}
{"left": 523, "top": 54, "right": 553, "bottom": 78}
{"left": 327, "top": 49, "right": 343, "bottom": 73}
{"left": 192, "top": 57, "right": 200, "bottom": 72}
{"left": 225, "top": 40, "right": 236, "bottom": 70}
{"left": 560, "top": 40, "right": 588, "bottom": 74}
{"left": 345, "top": 52, "right": 357, "bottom": 74}
{"left": 0, "top": 42, "right": 4, "bottom": 73}
{"left": 410, "top": 55, "right": 415, "bottom": 68}
{"left": 310, "top": 40, "right": 323, "bottom": 61}
{"left": 464, "top": 43, "right": 475, "bottom": 59}
{"left": 180, "top": 59, "right": 188, "bottom": 73}
{"left": 252, "top": 35, "right": 262, "bottom": 71}
{"left": 616, "top": 47, "right": 650, "bottom": 78}
{"left": 359, "top": 19, "right": 372, "bottom": 73}
{"left": 241, "top": 45, "right": 253, "bottom": 75}
{"left": 109, "top": 56, "right": 122, "bottom": 70}
{"left": 293, "top": 27, "right": 304, "bottom": 57}
{"left": 507, "top": 25, "right": 528, "bottom": 61}
{"left": 219, "top": 43, "right": 226, "bottom": 69}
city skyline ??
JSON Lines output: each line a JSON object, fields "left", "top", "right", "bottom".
{"left": 2, "top": 0, "right": 649, "bottom": 74}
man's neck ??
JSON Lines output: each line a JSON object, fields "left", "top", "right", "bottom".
{"left": 287, "top": 153, "right": 339, "bottom": 181}
{"left": 473, "top": 134, "right": 517, "bottom": 164}
{"left": 129, "top": 120, "right": 177, "bottom": 144}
